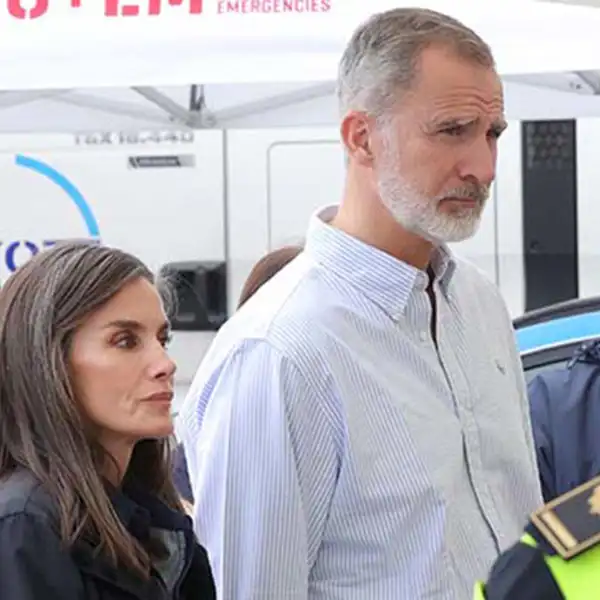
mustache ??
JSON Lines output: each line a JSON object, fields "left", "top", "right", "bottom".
{"left": 437, "top": 184, "right": 490, "bottom": 204}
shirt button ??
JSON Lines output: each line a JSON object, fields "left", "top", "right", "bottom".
{"left": 419, "top": 331, "right": 428, "bottom": 342}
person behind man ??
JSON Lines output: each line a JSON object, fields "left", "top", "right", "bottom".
{"left": 237, "top": 245, "right": 304, "bottom": 309}
{"left": 474, "top": 475, "right": 600, "bottom": 598}
{"left": 178, "top": 8, "right": 542, "bottom": 599}
{"left": 172, "top": 244, "right": 303, "bottom": 503}
{"left": 0, "top": 241, "right": 215, "bottom": 599}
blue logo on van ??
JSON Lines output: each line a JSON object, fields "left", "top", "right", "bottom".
{"left": 14, "top": 154, "right": 100, "bottom": 237}
{"left": 0, "top": 155, "right": 100, "bottom": 273}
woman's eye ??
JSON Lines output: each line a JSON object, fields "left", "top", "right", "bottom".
{"left": 159, "top": 333, "right": 173, "bottom": 348}
{"left": 114, "top": 334, "right": 138, "bottom": 349}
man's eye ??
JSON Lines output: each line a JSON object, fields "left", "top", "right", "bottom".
{"left": 488, "top": 127, "right": 504, "bottom": 140}
{"left": 442, "top": 125, "right": 466, "bottom": 137}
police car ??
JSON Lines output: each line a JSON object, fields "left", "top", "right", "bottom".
{"left": 516, "top": 296, "right": 600, "bottom": 381}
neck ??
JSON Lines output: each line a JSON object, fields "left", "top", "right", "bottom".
{"left": 332, "top": 183, "right": 435, "bottom": 271}
{"left": 99, "top": 437, "right": 135, "bottom": 487}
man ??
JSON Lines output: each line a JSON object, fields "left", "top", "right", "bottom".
{"left": 178, "top": 8, "right": 542, "bottom": 599}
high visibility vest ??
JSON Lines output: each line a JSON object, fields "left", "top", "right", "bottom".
{"left": 473, "top": 533, "right": 600, "bottom": 599}
{"left": 473, "top": 580, "right": 485, "bottom": 599}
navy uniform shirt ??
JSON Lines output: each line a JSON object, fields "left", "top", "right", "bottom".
{"left": 529, "top": 340, "right": 600, "bottom": 503}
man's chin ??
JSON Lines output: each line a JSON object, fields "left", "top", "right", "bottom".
{"left": 413, "top": 218, "right": 482, "bottom": 245}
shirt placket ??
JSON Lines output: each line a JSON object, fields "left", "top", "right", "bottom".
{"left": 431, "top": 282, "right": 504, "bottom": 552}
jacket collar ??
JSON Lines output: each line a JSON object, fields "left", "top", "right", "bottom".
{"left": 109, "top": 481, "right": 193, "bottom": 540}
{"left": 71, "top": 482, "right": 194, "bottom": 599}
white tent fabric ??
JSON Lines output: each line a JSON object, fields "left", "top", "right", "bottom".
{"left": 3, "top": 0, "right": 600, "bottom": 91}
{"left": 2, "top": 0, "right": 600, "bottom": 133}
{"left": 539, "top": 0, "right": 600, "bottom": 7}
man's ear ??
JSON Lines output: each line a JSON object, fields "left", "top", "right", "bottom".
{"left": 340, "top": 111, "right": 374, "bottom": 167}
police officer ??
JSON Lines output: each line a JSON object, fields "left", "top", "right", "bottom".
{"left": 474, "top": 476, "right": 600, "bottom": 598}
{"left": 529, "top": 339, "right": 600, "bottom": 503}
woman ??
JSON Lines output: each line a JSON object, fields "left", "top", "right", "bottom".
{"left": 0, "top": 241, "right": 216, "bottom": 599}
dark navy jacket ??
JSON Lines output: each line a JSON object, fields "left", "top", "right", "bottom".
{"left": 0, "top": 468, "right": 216, "bottom": 600}
{"left": 529, "top": 339, "right": 600, "bottom": 503}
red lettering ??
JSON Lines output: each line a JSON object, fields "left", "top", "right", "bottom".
{"left": 104, "top": 0, "right": 139, "bottom": 15}
{"left": 8, "top": 0, "right": 48, "bottom": 19}
{"left": 106, "top": 0, "right": 202, "bottom": 16}
{"left": 105, "top": 0, "right": 121, "bottom": 15}
{"left": 148, "top": 0, "right": 203, "bottom": 14}
{"left": 122, "top": 3, "right": 139, "bottom": 15}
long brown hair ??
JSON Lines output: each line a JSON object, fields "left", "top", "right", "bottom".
{"left": 0, "top": 241, "right": 182, "bottom": 578}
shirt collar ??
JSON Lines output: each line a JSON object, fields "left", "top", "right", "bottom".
{"left": 304, "top": 205, "right": 456, "bottom": 320}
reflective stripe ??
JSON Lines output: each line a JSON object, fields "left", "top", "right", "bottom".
{"left": 520, "top": 533, "right": 600, "bottom": 597}
{"left": 520, "top": 532, "right": 538, "bottom": 549}
{"left": 472, "top": 580, "right": 486, "bottom": 599}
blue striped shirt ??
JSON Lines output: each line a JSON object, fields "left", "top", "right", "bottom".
{"left": 178, "top": 206, "right": 542, "bottom": 599}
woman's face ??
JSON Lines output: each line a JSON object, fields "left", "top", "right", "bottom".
{"left": 69, "top": 277, "right": 176, "bottom": 465}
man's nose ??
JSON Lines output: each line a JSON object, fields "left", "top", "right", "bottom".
{"left": 458, "top": 138, "right": 497, "bottom": 186}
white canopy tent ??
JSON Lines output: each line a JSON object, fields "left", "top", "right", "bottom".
{"left": 540, "top": 0, "right": 600, "bottom": 7}
{"left": 3, "top": 0, "right": 600, "bottom": 131}
{"left": 6, "top": 0, "right": 600, "bottom": 88}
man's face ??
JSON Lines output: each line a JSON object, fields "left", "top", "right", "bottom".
{"left": 371, "top": 46, "right": 506, "bottom": 245}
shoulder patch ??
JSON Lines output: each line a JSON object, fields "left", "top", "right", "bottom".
{"left": 531, "top": 475, "right": 600, "bottom": 560}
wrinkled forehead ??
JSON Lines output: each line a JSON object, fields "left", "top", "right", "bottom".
{"left": 402, "top": 48, "right": 505, "bottom": 125}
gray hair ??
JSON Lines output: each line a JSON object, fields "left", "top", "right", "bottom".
{"left": 337, "top": 8, "right": 495, "bottom": 118}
